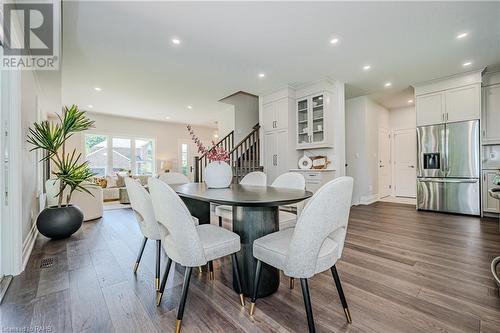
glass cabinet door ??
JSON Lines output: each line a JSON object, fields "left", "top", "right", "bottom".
{"left": 311, "top": 94, "right": 324, "bottom": 143}
{"left": 297, "top": 98, "right": 309, "bottom": 145}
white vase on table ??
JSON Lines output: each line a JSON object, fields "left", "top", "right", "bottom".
{"left": 204, "top": 161, "right": 233, "bottom": 188}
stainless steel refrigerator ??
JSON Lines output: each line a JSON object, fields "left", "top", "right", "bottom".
{"left": 417, "top": 120, "right": 480, "bottom": 215}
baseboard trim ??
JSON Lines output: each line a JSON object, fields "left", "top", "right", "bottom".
{"left": 359, "top": 194, "right": 379, "bottom": 205}
{"left": 22, "top": 221, "right": 38, "bottom": 271}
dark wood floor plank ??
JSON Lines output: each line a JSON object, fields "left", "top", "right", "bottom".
{"left": 69, "top": 266, "right": 115, "bottom": 333}
{"left": 30, "top": 289, "right": 72, "bottom": 333}
{"left": 101, "top": 281, "right": 158, "bottom": 333}
{"left": 4, "top": 202, "right": 500, "bottom": 333}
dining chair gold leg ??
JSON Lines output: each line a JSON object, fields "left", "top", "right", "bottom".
{"left": 289, "top": 277, "right": 295, "bottom": 289}
{"left": 133, "top": 237, "right": 148, "bottom": 273}
{"left": 231, "top": 254, "right": 245, "bottom": 306}
{"left": 250, "top": 260, "right": 262, "bottom": 315}
{"left": 208, "top": 261, "right": 214, "bottom": 280}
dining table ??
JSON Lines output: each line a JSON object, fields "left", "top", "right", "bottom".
{"left": 172, "top": 182, "right": 313, "bottom": 297}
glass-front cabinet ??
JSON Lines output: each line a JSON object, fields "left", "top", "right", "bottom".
{"left": 296, "top": 93, "right": 332, "bottom": 149}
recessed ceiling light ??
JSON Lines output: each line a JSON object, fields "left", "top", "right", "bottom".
{"left": 408, "top": 99, "right": 414, "bottom": 104}
{"left": 330, "top": 38, "right": 339, "bottom": 44}
{"left": 384, "top": 82, "right": 392, "bottom": 88}
{"left": 165, "top": 116, "right": 171, "bottom": 120}
{"left": 171, "top": 38, "right": 181, "bottom": 45}
{"left": 94, "top": 87, "right": 102, "bottom": 91}
{"left": 363, "top": 65, "right": 371, "bottom": 71}
{"left": 87, "top": 105, "right": 93, "bottom": 108}
{"left": 187, "top": 105, "right": 193, "bottom": 109}
{"left": 258, "top": 73, "right": 265, "bottom": 78}
{"left": 456, "top": 32, "right": 468, "bottom": 39}
{"left": 463, "top": 61, "right": 472, "bottom": 67}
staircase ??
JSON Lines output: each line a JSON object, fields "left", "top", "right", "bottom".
{"left": 194, "top": 124, "right": 262, "bottom": 183}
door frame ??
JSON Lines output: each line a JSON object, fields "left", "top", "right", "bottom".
{"left": 177, "top": 139, "right": 197, "bottom": 181}
{"left": 1, "top": 69, "right": 24, "bottom": 276}
{"left": 378, "top": 127, "right": 391, "bottom": 199}
{"left": 391, "top": 127, "right": 417, "bottom": 198}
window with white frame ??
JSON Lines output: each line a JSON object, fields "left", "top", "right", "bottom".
{"left": 85, "top": 134, "right": 155, "bottom": 176}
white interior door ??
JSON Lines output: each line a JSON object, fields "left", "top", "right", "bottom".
{"left": 393, "top": 129, "right": 417, "bottom": 198}
{"left": 178, "top": 140, "right": 195, "bottom": 181}
{"left": 378, "top": 128, "right": 391, "bottom": 198}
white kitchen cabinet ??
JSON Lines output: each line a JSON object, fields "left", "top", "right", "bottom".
{"left": 482, "top": 84, "right": 500, "bottom": 143}
{"left": 482, "top": 170, "right": 500, "bottom": 213}
{"left": 265, "top": 130, "right": 288, "bottom": 184}
{"left": 296, "top": 92, "right": 333, "bottom": 149}
{"left": 262, "top": 98, "right": 288, "bottom": 132}
{"left": 445, "top": 84, "right": 480, "bottom": 123}
{"left": 289, "top": 169, "right": 335, "bottom": 193}
{"left": 416, "top": 92, "right": 445, "bottom": 126}
{"left": 414, "top": 71, "right": 482, "bottom": 127}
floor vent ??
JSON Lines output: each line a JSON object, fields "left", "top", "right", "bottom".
{"left": 40, "top": 257, "right": 57, "bottom": 269}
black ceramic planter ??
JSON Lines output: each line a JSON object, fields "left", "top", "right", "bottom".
{"left": 37, "top": 205, "right": 83, "bottom": 239}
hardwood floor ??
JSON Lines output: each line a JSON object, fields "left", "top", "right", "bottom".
{"left": 2, "top": 202, "right": 500, "bottom": 332}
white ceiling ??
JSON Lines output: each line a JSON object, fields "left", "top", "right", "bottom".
{"left": 60, "top": 1, "right": 500, "bottom": 125}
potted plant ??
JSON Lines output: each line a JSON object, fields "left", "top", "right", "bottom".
{"left": 187, "top": 125, "right": 232, "bottom": 188}
{"left": 28, "top": 105, "right": 95, "bottom": 239}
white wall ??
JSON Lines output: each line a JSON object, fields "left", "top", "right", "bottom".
{"left": 216, "top": 105, "right": 235, "bottom": 139}
{"left": 346, "top": 96, "right": 389, "bottom": 204}
{"left": 220, "top": 93, "right": 259, "bottom": 143}
{"left": 63, "top": 112, "right": 215, "bottom": 173}
{"left": 390, "top": 106, "right": 416, "bottom": 129}
{"left": 20, "top": 72, "right": 41, "bottom": 244}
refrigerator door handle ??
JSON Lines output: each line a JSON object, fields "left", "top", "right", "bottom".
{"left": 419, "top": 178, "right": 478, "bottom": 183}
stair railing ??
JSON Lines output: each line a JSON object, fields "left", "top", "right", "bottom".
{"left": 194, "top": 130, "right": 234, "bottom": 182}
{"left": 230, "top": 124, "right": 260, "bottom": 184}
{"left": 193, "top": 124, "right": 261, "bottom": 183}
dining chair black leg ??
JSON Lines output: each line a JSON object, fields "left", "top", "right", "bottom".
{"left": 300, "top": 278, "right": 316, "bottom": 333}
{"left": 155, "top": 240, "right": 161, "bottom": 290}
{"left": 249, "top": 260, "right": 262, "bottom": 315}
{"left": 331, "top": 265, "right": 352, "bottom": 324}
{"left": 156, "top": 256, "right": 172, "bottom": 306}
{"left": 208, "top": 260, "right": 214, "bottom": 280}
{"left": 133, "top": 237, "right": 148, "bottom": 273}
{"left": 175, "top": 267, "right": 193, "bottom": 333}
{"left": 218, "top": 216, "right": 223, "bottom": 227}
{"left": 231, "top": 254, "right": 245, "bottom": 306}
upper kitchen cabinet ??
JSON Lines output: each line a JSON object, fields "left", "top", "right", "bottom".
{"left": 296, "top": 92, "right": 333, "bottom": 149}
{"left": 414, "top": 70, "right": 482, "bottom": 127}
{"left": 482, "top": 83, "right": 500, "bottom": 144}
{"left": 416, "top": 91, "right": 445, "bottom": 126}
{"left": 445, "top": 84, "right": 480, "bottom": 122}
{"left": 262, "top": 97, "right": 288, "bottom": 132}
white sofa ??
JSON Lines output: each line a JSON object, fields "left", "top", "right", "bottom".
{"left": 45, "top": 180, "right": 104, "bottom": 221}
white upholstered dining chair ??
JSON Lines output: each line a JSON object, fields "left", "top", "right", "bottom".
{"left": 158, "top": 172, "right": 190, "bottom": 185}
{"left": 214, "top": 171, "right": 267, "bottom": 226}
{"left": 148, "top": 177, "right": 245, "bottom": 333}
{"left": 124, "top": 177, "right": 163, "bottom": 290}
{"left": 249, "top": 177, "right": 354, "bottom": 333}
{"left": 271, "top": 172, "right": 306, "bottom": 231}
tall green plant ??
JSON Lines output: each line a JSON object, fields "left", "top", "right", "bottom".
{"left": 27, "top": 105, "right": 96, "bottom": 207}
{"left": 494, "top": 174, "right": 500, "bottom": 186}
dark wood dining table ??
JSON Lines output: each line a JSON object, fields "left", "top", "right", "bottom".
{"left": 172, "top": 182, "right": 312, "bottom": 297}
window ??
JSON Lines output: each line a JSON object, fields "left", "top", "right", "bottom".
{"left": 84, "top": 134, "right": 155, "bottom": 176}
{"left": 180, "top": 143, "right": 189, "bottom": 177}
